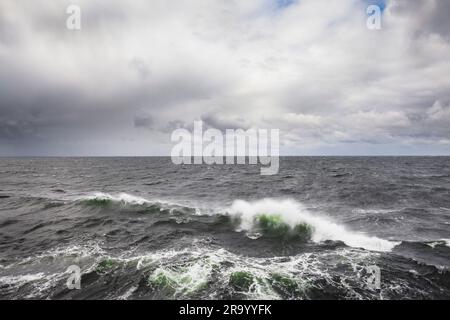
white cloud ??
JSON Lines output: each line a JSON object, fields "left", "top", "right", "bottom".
{"left": 0, "top": 0, "right": 450, "bottom": 155}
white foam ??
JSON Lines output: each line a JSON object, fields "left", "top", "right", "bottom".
{"left": 0, "top": 273, "right": 45, "bottom": 285}
{"left": 352, "top": 208, "right": 402, "bottom": 215}
{"left": 131, "top": 245, "right": 379, "bottom": 300}
{"left": 116, "top": 286, "right": 137, "bottom": 300}
{"left": 443, "top": 239, "right": 450, "bottom": 247}
{"left": 226, "top": 198, "right": 399, "bottom": 252}
{"left": 81, "top": 192, "right": 151, "bottom": 205}
{"left": 78, "top": 192, "right": 201, "bottom": 214}
{"left": 430, "top": 239, "right": 450, "bottom": 248}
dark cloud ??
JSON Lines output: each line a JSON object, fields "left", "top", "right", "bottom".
{"left": 0, "top": 0, "right": 450, "bottom": 155}
{"left": 133, "top": 114, "right": 153, "bottom": 128}
{"left": 201, "top": 114, "right": 250, "bottom": 131}
{"left": 390, "top": 0, "right": 450, "bottom": 39}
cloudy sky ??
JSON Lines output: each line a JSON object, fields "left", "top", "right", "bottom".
{"left": 1, "top": 0, "right": 450, "bottom": 156}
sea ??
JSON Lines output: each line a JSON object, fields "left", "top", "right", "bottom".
{"left": 0, "top": 157, "right": 449, "bottom": 299}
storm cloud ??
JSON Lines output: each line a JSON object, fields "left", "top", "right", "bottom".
{"left": 0, "top": 0, "right": 450, "bottom": 155}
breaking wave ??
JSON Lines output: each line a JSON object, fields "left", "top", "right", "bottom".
{"left": 75, "top": 192, "right": 200, "bottom": 215}
{"left": 77, "top": 192, "right": 154, "bottom": 206}
{"left": 226, "top": 199, "right": 399, "bottom": 252}
{"left": 74, "top": 194, "right": 400, "bottom": 252}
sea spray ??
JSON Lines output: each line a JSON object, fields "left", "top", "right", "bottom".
{"left": 226, "top": 198, "right": 399, "bottom": 252}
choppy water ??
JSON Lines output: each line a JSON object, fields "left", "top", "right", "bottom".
{"left": 0, "top": 157, "right": 449, "bottom": 299}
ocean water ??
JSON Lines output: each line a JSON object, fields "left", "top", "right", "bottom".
{"left": 0, "top": 157, "right": 449, "bottom": 300}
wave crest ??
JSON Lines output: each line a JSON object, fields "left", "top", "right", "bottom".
{"left": 78, "top": 192, "right": 152, "bottom": 206}
{"left": 226, "top": 198, "right": 399, "bottom": 252}
{"left": 76, "top": 192, "right": 199, "bottom": 216}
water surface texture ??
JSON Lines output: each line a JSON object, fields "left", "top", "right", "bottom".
{"left": 0, "top": 157, "right": 449, "bottom": 299}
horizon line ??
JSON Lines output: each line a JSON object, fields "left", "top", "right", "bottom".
{"left": 1, "top": 155, "right": 450, "bottom": 158}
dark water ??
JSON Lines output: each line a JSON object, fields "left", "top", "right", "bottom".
{"left": 0, "top": 157, "right": 449, "bottom": 300}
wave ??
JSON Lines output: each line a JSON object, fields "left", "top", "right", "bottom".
{"left": 1, "top": 241, "right": 379, "bottom": 299}
{"left": 226, "top": 199, "right": 399, "bottom": 252}
{"left": 253, "top": 214, "right": 313, "bottom": 241}
{"left": 352, "top": 208, "right": 404, "bottom": 215}
{"left": 2, "top": 238, "right": 449, "bottom": 299}
{"left": 1, "top": 192, "right": 187, "bottom": 213}
{"left": 78, "top": 192, "right": 153, "bottom": 206}
{"left": 425, "top": 239, "right": 450, "bottom": 249}
{"left": 75, "top": 192, "right": 199, "bottom": 215}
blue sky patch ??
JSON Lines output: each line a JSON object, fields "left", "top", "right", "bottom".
{"left": 275, "top": 0, "right": 296, "bottom": 9}
{"left": 363, "top": 0, "right": 387, "bottom": 13}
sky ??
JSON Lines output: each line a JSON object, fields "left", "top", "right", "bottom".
{"left": 1, "top": 0, "right": 450, "bottom": 156}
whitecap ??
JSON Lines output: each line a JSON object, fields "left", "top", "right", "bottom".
{"left": 226, "top": 198, "right": 399, "bottom": 252}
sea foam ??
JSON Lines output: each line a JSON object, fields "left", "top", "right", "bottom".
{"left": 226, "top": 198, "right": 399, "bottom": 252}
{"left": 80, "top": 192, "right": 151, "bottom": 205}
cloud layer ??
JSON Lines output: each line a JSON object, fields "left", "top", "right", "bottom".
{"left": 1, "top": 0, "right": 450, "bottom": 155}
